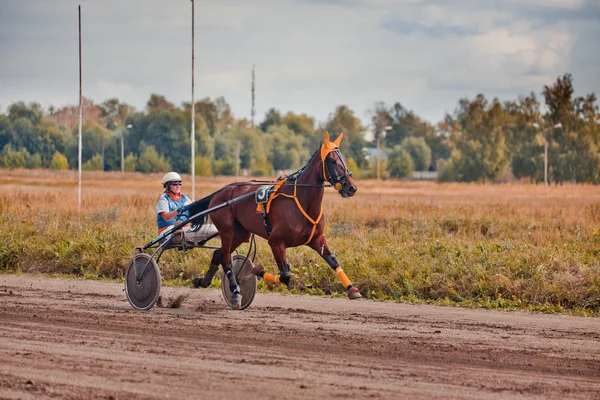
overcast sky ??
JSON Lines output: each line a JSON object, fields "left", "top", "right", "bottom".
{"left": 0, "top": 0, "right": 599, "bottom": 126}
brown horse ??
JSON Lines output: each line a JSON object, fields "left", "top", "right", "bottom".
{"left": 190, "top": 132, "right": 360, "bottom": 308}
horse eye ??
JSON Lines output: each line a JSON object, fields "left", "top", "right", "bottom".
{"left": 330, "top": 159, "right": 337, "bottom": 164}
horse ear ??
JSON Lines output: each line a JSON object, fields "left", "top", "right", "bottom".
{"left": 324, "top": 131, "right": 331, "bottom": 145}
{"left": 333, "top": 132, "right": 344, "bottom": 147}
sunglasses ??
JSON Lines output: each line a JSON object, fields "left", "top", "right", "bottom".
{"left": 170, "top": 182, "right": 182, "bottom": 186}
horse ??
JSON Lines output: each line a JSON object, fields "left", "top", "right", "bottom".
{"left": 189, "top": 132, "right": 360, "bottom": 308}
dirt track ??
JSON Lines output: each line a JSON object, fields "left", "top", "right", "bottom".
{"left": 0, "top": 274, "right": 599, "bottom": 400}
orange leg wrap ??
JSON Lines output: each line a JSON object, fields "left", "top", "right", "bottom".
{"left": 335, "top": 267, "right": 352, "bottom": 289}
{"left": 263, "top": 273, "right": 281, "bottom": 284}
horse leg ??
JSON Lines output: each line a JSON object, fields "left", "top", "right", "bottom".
{"left": 193, "top": 250, "right": 221, "bottom": 289}
{"left": 253, "top": 241, "right": 292, "bottom": 288}
{"left": 308, "top": 235, "right": 362, "bottom": 299}
{"left": 220, "top": 222, "right": 253, "bottom": 309}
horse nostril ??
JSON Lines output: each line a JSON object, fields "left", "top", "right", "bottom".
{"left": 348, "top": 185, "right": 356, "bottom": 193}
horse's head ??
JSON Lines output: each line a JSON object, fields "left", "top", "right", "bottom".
{"left": 320, "top": 132, "right": 357, "bottom": 197}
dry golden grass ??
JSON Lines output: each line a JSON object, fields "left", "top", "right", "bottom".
{"left": 1, "top": 168, "right": 599, "bottom": 314}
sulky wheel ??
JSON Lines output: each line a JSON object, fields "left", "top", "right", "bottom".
{"left": 125, "top": 253, "right": 161, "bottom": 311}
{"left": 221, "top": 254, "right": 257, "bottom": 310}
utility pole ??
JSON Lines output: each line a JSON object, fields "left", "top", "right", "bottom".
{"left": 77, "top": 5, "right": 83, "bottom": 208}
{"left": 376, "top": 135, "right": 381, "bottom": 182}
{"left": 120, "top": 124, "right": 124, "bottom": 175}
{"left": 377, "top": 126, "right": 392, "bottom": 181}
{"left": 122, "top": 124, "right": 132, "bottom": 175}
{"left": 190, "top": 0, "right": 195, "bottom": 200}
{"left": 544, "top": 139, "right": 548, "bottom": 187}
{"left": 251, "top": 65, "right": 255, "bottom": 129}
{"left": 235, "top": 141, "right": 241, "bottom": 177}
{"left": 533, "top": 122, "right": 562, "bottom": 187}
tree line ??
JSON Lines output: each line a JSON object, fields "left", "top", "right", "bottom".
{"left": 0, "top": 73, "right": 598, "bottom": 183}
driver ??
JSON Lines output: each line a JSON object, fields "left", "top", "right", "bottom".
{"left": 156, "top": 172, "right": 218, "bottom": 244}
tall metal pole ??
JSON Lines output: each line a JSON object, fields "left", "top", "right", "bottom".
{"left": 235, "top": 141, "right": 240, "bottom": 177}
{"left": 251, "top": 65, "right": 255, "bottom": 129}
{"left": 376, "top": 136, "right": 380, "bottom": 182}
{"left": 77, "top": 5, "right": 83, "bottom": 208}
{"left": 120, "top": 128, "right": 124, "bottom": 175}
{"left": 190, "top": 0, "right": 195, "bottom": 200}
{"left": 544, "top": 138, "right": 548, "bottom": 187}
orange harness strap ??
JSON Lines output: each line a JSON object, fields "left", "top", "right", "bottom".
{"left": 265, "top": 179, "right": 323, "bottom": 245}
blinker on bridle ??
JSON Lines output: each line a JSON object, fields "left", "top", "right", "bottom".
{"left": 324, "top": 149, "right": 352, "bottom": 191}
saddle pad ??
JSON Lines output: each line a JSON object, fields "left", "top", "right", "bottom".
{"left": 255, "top": 185, "right": 274, "bottom": 204}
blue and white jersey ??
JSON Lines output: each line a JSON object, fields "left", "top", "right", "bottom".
{"left": 156, "top": 193, "right": 191, "bottom": 232}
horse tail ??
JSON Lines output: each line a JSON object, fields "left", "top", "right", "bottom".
{"left": 185, "top": 191, "right": 218, "bottom": 228}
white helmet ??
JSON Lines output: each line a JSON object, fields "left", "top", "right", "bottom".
{"left": 162, "top": 172, "right": 182, "bottom": 186}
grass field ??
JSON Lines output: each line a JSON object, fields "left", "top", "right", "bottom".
{"left": 1, "top": 168, "right": 599, "bottom": 315}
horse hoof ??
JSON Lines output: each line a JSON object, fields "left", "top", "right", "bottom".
{"left": 231, "top": 293, "right": 242, "bottom": 309}
{"left": 192, "top": 277, "right": 202, "bottom": 289}
{"left": 347, "top": 287, "right": 362, "bottom": 300}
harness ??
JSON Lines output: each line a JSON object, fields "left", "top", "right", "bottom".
{"left": 254, "top": 133, "right": 350, "bottom": 245}
{"left": 256, "top": 178, "right": 323, "bottom": 244}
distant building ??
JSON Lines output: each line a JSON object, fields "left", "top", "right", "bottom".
{"left": 362, "top": 147, "right": 389, "bottom": 167}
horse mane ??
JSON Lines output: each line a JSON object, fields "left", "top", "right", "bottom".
{"left": 281, "top": 145, "right": 321, "bottom": 182}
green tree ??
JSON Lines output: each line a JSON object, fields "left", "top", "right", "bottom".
{"left": 7, "top": 102, "right": 43, "bottom": 126}
{"left": 64, "top": 121, "right": 114, "bottom": 171}
{"left": 504, "top": 94, "right": 543, "bottom": 183}
{"left": 25, "top": 152, "right": 42, "bottom": 168}
{"left": 34, "top": 119, "right": 65, "bottom": 167}
{"left": 282, "top": 112, "right": 315, "bottom": 137}
{"left": 193, "top": 98, "right": 218, "bottom": 136}
{"left": 401, "top": 137, "right": 432, "bottom": 171}
{"left": 384, "top": 102, "right": 433, "bottom": 147}
{"left": 146, "top": 94, "right": 175, "bottom": 112}
{"left": 49, "top": 151, "right": 69, "bottom": 170}
{"left": 447, "top": 95, "right": 510, "bottom": 182}
{"left": 143, "top": 109, "right": 190, "bottom": 172}
{"left": 282, "top": 112, "right": 316, "bottom": 148}
{"left": 265, "top": 125, "right": 308, "bottom": 171}
{"left": 124, "top": 153, "right": 138, "bottom": 172}
{"left": 388, "top": 146, "right": 414, "bottom": 178}
{"left": 195, "top": 155, "right": 213, "bottom": 177}
{"left": 10, "top": 117, "right": 35, "bottom": 150}
{"left": 213, "top": 157, "right": 235, "bottom": 176}
{"left": 260, "top": 108, "right": 282, "bottom": 132}
{"left": 323, "top": 105, "right": 367, "bottom": 167}
{"left": 370, "top": 101, "right": 395, "bottom": 145}
{"left": 346, "top": 157, "right": 361, "bottom": 179}
{"left": 82, "top": 154, "right": 103, "bottom": 171}
{"left": 137, "top": 145, "right": 171, "bottom": 173}
{"left": 98, "top": 98, "right": 135, "bottom": 130}
{"left": 0, "top": 144, "right": 26, "bottom": 169}
{"left": 0, "top": 115, "right": 12, "bottom": 150}
{"left": 542, "top": 74, "right": 600, "bottom": 183}
{"left": 251, "top": 154, "right": 273, "bottom": 177}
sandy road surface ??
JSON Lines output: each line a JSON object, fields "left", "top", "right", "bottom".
{"left": 0, "top": 274, "right": 599, "bottom": 400}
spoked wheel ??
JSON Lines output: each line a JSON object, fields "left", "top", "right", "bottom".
{"left": 222, "top": 254, "right": 257, "bottom": 310}
{"left": 125, "top": 253, "right": 161, "bottom": 311}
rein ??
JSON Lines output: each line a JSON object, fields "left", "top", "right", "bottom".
{"left": 240, "top": 181, "right": 331, "bottom": 188}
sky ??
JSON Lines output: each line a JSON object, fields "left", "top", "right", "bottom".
{"left": 0, "top": 0, "right": 599, "bottom": 127}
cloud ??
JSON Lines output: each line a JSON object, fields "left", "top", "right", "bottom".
{"left": 381, "top": 20, "right": 478, "bottom": 37}
{"left": 0, "top": 0, "right": 598, "bottom": 125}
